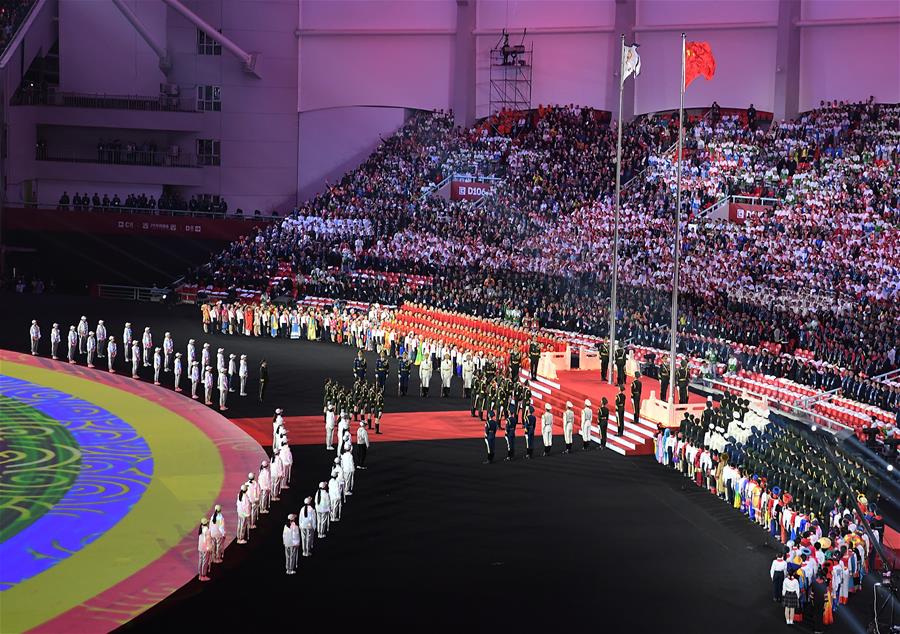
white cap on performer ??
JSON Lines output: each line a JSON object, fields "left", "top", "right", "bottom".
{"left": 53, "top": 323, "right": 58, "bottom": 327}
{"left": 585, "top": 399, "right": 591, "bottom": 407}
{"left": 319, "top": 482, "right": 326, "bottom": 488}
{"left": 144, "top": 327, "right": 150, "bottom": 331}
{"left": 545, "top": 403, "right": 552, "bottom": 411}
{"left": 165, "top": 331, "right": 170, "bottom": 336}
{"left": 189, "top": 338, "right": 195, "bottom": 343}
{"left": 81, "top": 315, "right": 87, "bottom": 320}
{"left": 230, "top": 354, "right": 236, "bottom": 359}
{"left": 214, "top": 504, "right": 221, "bottom": 511}
{"left": 566, "top": 401, "right": 573, "bottom": 408}
{"left": 240, "top": 354, "right": 246, "bottom": 359}
{"left": 247, "top": 472, "right": 254, "bottom": 479}
{"left": 176, "top": 352, "right": 181, "bottom": 357}
{"left": 31, "top": 319, "right": 36, "bottom": 324}
{"left": 304, "top": 497, "right": 312, "bottom": 505}
{"left": 98, "top": 320, "right": 104, "bottom": 325}
{"left": 126, "top": 322, "right": 131, "bottom": 327}
{"left": 70, "top": 325, "right": 75, "bottom": 330}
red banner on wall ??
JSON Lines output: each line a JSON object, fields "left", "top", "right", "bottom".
{"left": 3, "top": 207, "right": 272, "bottom": 240}
{"left": 728, "top": 202, "right": 770, "bottom": 224}
{"left": 450, "top": 180, "right": 495, "bottom": 201}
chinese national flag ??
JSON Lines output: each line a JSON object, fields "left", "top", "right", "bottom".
{"left": 684, "top": 41, "right": 716, "bottom": 88}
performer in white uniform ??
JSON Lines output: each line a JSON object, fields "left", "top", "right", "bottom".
{"left": 328, "top": 473, "right": 342, "bottom": 522}
{"left": 580, "top": 399, "right": 593, "bottom": 450}
{"left": 141, "top": 327, "right": 153, "bottom": 367}
{"left": 29, "top": 320, "right": 41, "bottom": 355}
{"left": 131, "top": 340, "right": 141, "bottom": 377}
{"left": 341, "top": 445, "right": 355, "bottom": 495}
{"left": 77, "top": 316, "right": 88, "bottom": 354}
{"left": 162, "top": 332, "right": 174, "bottom": 372}
{"left": 209, "top": 504, "right": 226, "bottom": 563}
{"left": 562, "top": 401, "right": 575, "bottom": 454}
{"left": 190, "top": 361, "right": 201, "bottom": 399}
{"left": 67, "top": 326, "right": 78, "bottom": 364}
{"left": 50, "top": 323, "right": 60, "bottom": 359}
{"left": 197, "top": 518, "right": 212, "bottom": 581}
{"left": 258, "top": 460, "right": 271, "bottom": 514}
{"left": 107, "top": 336, "right": 117, "bottom": 372}
{"left": 122, "top": 323, "right": 133, "bottom": 362}
{"left": 173, "top": 352, "right": 183, "bottom": 391}
{"left": 314, "top": 482, "right": 330, "bottom": 538}
{"left": 238, "top": 354, "right": 248, "bottom": 396}
{"left": 227, "top": 354, "right": 237, "bottom": 392}
{"left": 246, "top": 473, "right": 260, "bottom": 528}
{"left": 218, "top": 370, "right": 229, "bottom": 411}
{"left": 236, "top": 485, "right": 250, "bottom": 544}
{"left": 541, "top": 403, "right": 554, "bottom": 456}
{"left": 298, "top": 498, "right": 316, "bottom": 557}
{"left": 96, "top": 320, "right": 107, "bottom": 358}
{"left": 152, "top": 347, "right": 162, "bottom": 384}
{"left": 461, "top": 353, "right": 475, "bottom": 398}
{"left": 86, "top": 332, "right": 96, "bottom": 368}
{"left": 279, "top": 442, "right": 293, "bottom": 487}
{"left": 186, "top": 338, "right": 196, "bottom": 367}
{"left": 283, "top": 514, "right": 299, "bottom": 574}
{"left": 325, "top": 404, "right": 336, "bottom": 449}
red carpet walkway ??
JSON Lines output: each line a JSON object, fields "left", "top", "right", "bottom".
{"left": 232, "top": 409, "right": 486, "bottom": 447}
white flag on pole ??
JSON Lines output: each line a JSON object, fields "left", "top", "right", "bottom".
{"left": 622, "top": 44, "right": 641, "bottom": 83}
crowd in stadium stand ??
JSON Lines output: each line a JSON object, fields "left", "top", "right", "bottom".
{"left": 0, "top": 0, "right": 34, "bottom": 53}
{"left": 57, "top": 191, "right": 229, "bottom": 215}
{"left": 187, "top": 100, "right": 899, "bottom": 418}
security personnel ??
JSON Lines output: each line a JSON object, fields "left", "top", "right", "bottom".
{"left": 614, "top": 344, "right": 627, "bottom": 386}
{"left": 599, "top": 340, "right": 610, "bottom": 382}
{"left": 523, "top": 405, "right": 536, "bottom": 459}
{"left": 505, "top": 399, "right": 518, "bottom": 460}
{"left": 615, "top": 385, "right": 626, "bottom": 437}
{"left": 630, "top": 371, "right": 643, "bottom": 426}
{"left": 528, "top": 339, "right": 541, "bottom": 380}
{"left": 353, "top": 350, "right": 367, "bottom": 381}
{"left": 659, "top": 358, "right": 671, "bottom": 402}
{"left": 375, "top": 352, "right": 389, "bottom": 393}
{"left": 509, "top": 349, "right": 521, "bottom": 380}
{"left": 676, "top": 359, "right": 690, "bottom": 404}
{"left": 598, "top": 397, "right": 610, "bottom": 449}
{"left": 483, "top": 410, "right": 498, "bottom": 464}
{"left": 398, "top": 353, "right": 411, "bottom": 396}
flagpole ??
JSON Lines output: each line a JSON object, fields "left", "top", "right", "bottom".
{"left": 607, "top": 33, "right": 625, "bottom": 384}
{"left": 667, "top": 32, "right": 686, "bottom": 419}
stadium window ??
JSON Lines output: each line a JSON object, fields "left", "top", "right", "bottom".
{"left": 197, "top": 139, "right": 221, "bottom": 166}
{"left": 197, "top": 29, "right": 222, "bottom": 56}
{"left": 196, "top": 85, "right": 221, "bottom": 112}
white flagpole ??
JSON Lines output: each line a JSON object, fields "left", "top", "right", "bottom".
{"left": 668, "top": 33, "right": 686, "bottom": 418}
{"left": 608, "top": 34, "right": 625, "bottom": 384}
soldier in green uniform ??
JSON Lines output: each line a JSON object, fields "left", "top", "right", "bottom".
{"left": 599, "top": 340, "right": 610, "bottom": 383}
{"left": 614, "top": 344, "right": 627, "bottom": 387}
{"left": 615, "top": 385, "right": 626, "bottom": 437}
{"left": 470, "top": 373, "right": 482, "bottom": 417}
{"left": 398, "top": 353, "right": 411, "bottom": 396}
{"left": 598, "top": 396, "right": 610, "bottom": 448}
{"left": 630, "top": 371, "right": 643, "bottom": 426}
{"left": 528, "top": 339, "right": 541, "bottom": 380}
{"left": 676, "top": 359, "right": 690, "bottom": 404}
{"left": 659, "top": 358, "right": 671, "bottom": 402}
{"left": 509, "top": 349, "right": 521, "bottom": 380}
{"left": 373, "top": 389, "right": 384, "bottom": 435}
{"left": 484, "top": 357, "right": 497, "bottom": 384}
{"left": 375, "top": 352, "right": 389, "bottom": 394}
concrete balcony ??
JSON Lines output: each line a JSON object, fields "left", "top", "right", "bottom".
{"left": 35, "top": 151, "right": 206, "bottom": 187}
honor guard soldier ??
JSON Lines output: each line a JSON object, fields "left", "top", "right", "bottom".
{"left": 598, "top": 397, "right": 610, "bottom": 449}
{"left": 614, "top": 344, "right": 627, "bottom": 386}
{"left": 615, "top": 385, "right": 626, "bottom": 437}
{"left": 509, "top": 348, "right": 521, "bottom": 380}
{"left": 29, "top": 320, "right": 41, "bottom": 355}
{"left": 353, "top": 350, "right": 367, "bottom": 382}
{"left": 504, "top": 399, "right": 517, "bottom": 460}
{"left": 580, "top": 399, "right": 593, "bottom": 450}
{"left": 398, "top": 353, "right": 411, "bottom": 396}
{"left": 461, "top": 353, "right": 475, "bottom": 398}
{"left": 631, "top": 372, "right": 643, "bottom": 425}
{"left": 258, "top": 360, "right": 268, "bottom": 404}
{"left": 599, "top": 340, "right": 610, "bottom": 382}
{"left": 375, "top": 352, "right": 389, "bottom": 393}
{"left": 439, "top": 353, "right": 453, "bottom": 397}
{"left": 50, "top": 323, "right": 61, "bottom": 359}
{"left": 484, "top": 356, "right": 496, "bottom": 384}
{"left": 483, "top": 410, "right": 498, "bottom": 464}
{"left": 528, "top": 339, "right": 541, "bottom": 380}
{"left": 676, "top": 359, "right": 690, "bottom": 404}
{"left": 419, "top": 353, "right": 433, "bottom": 396}
{"left": 174, "top": 352, "right": 183, "bottom": 390}
{"left": 541, "top": 403, "right": 554, "bottom": 455}
{"left": 373, "top": 390, "right": 384, "bottom": 434}
{"left": 107, "top": 337, "right": 118, "bottom": 373}
{"left": 470, "top": 373, "right": 483, "bottom": 417}
{"left": 96, "top": 320, "right": 107, "bottom": 358}
{"left": 659, "top": 358, "right": 671, "bottom": 402}
{"left": 523, "top": 405, "right": 536, "bottom": 458}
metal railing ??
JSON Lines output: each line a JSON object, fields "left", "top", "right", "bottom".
{"left": 13, "top": 87, "right": 198, "bottom": 112}
{"left": 6, "top": 200, "right": 283, "bottom": 220}
{"left": 36, "top": 149, "right": 200, "bottom": 168}
{"left": 97, "top": 284, "right": 161, "bottom": 302}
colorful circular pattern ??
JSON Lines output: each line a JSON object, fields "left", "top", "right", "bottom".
{"left": 0, "top": 375, "right": 153, "bottom": 590}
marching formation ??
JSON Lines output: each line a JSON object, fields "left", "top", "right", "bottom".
{"left": 27, "top": 318, "right": 257, "bottom": 409}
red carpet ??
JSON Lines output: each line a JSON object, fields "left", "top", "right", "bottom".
{"left": 232, "top": 409, "right": 487, "bottom": 446}
{"left": 556, "top": 369, "right": 707, "bottom": 406}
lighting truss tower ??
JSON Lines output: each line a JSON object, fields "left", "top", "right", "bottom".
{"left": 489, "top": 31, "right": 532, "bottom": 116}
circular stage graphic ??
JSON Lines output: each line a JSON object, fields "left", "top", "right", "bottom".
{"left": 0, "top": 351, "right": 265, "bottom": 634}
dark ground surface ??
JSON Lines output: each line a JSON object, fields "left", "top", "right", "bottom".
{"left": 2, "top": 293, "right": 878, "bottom": 633}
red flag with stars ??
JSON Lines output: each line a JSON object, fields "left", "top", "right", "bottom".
{"left": 684, "top": 41, "right": 716, "bottom": 89}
